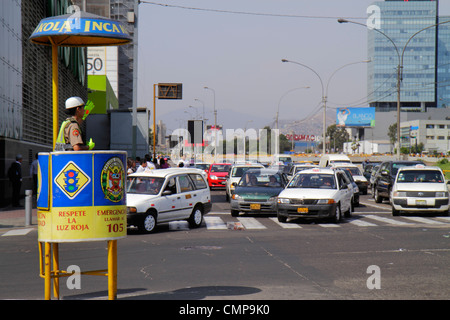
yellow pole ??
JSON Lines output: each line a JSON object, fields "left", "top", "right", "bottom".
{"left": 108, "top": 240, "right": 117, "bottom": 300}
{"left": 52, "top": 243, "right": 59, "bottom": 299}
{"left": 153, "top": 84, "right": 157, "bottom": 158}
{"left": 44, "top": 242, "right": 51, "bottom": 300}
{"left": 50, "top": 40, "right": 59, "bottom": 149}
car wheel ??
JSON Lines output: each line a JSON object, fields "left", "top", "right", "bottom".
{"left": 231, "top": 210, "right": 239, "bottom": 217}
{"left": 374, "top": 188, "right": 382, "bottom": 203}
{"left": 188, "top": 205, "right": 203, "bottom": 228}
{"left": 277, "top": 213, "right": 287, "bottom": 223}
{"left": 140, "top": 211, "right": 157, "bottom": 233}
{"left": 345, "top": 200, "right": 353, "bottom": 218}
{"left": 225, "top": 192, "right": 230, "bottom": 202}
{"left": 331, "top": 205, "right": 341, "bottom": 223}
{"left": 392, "top": 206, "right": 400, "bottom": 216}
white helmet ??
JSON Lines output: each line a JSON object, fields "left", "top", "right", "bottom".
{"left": 65, "top": 96, "right": 85, "bottom": 109}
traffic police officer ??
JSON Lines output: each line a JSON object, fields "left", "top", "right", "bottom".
{"left": 55, "top": 97, "right": 95, "bottom": 151}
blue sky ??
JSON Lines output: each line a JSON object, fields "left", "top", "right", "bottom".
{"left": 135, "top": 0, "right": 450, "bottom": 131}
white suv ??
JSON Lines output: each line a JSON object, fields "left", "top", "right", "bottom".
{"left": 277, "top": 167, "right": 353, "bottom": 223}
{"left": 391, "top": 165, "right": 449, "bottom": 216}
{"left": 126, "top": 168, "right": 212, "bottom": 233}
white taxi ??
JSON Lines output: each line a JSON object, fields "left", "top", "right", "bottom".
{"left": 225, "top": 163, "right": 264, "bottom": 201}
{"left": 391, "top": 165, "right": 449, "bottom": 216}
{"left": 126, "top": 168, "right": 212, "bottom": 233}
{"left": 330, "top": 163, "right": 369, "bottom": 195}
{"left": 277, "top": 167, "right": 353, "bottom": 223}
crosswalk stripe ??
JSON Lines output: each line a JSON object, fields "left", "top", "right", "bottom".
{"left": 237, "top": 217, "right": 266, "bottom": 229}
{"left": 348, "top": 219, "right": 377, "bottom": 227}
{"left": 269, "top": 217, "right": 302, "bottom": 228}
{"left": 401, "top": 216, "right": 447, "bottom": 225}
{"left": 204, "top": 216, "right": 228, "bottom": 230}
{"left": 2, "top": 228, "right": 34, "bottom": 237}
{"left": 362, "top": 215, "right": 412, "bottom": 225}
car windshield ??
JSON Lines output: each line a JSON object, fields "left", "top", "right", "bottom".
{"left": 392, "top": 163, "right": 421, "bottom": 175}
{"left": 127, "top": 177, "right": 165, "bottom": 195}
{"left": 231, "top": 166, "right": 260, "bottom": 177}
{"left": 288, "top": 173, "right": 337, "bottom": 189}
{"left": 339, "top": 167, "right": 361, "bottom": 176}
{"left": 238, "top": 171, "right": 283, "bottom": 187}
{"left": 210, "top": 164, "right": 230, "bottom": 173}
{"left": 194, "top": 164, "right": 209, "bottom": 170}
{"left": 397, "top": 170, "right": 444, "bottom": 183}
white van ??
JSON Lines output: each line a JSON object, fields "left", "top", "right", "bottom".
{"left": 318, "top": 154, "right": 351, "bottom": 168}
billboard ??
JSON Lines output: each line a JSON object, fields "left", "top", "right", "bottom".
{"left": 336, "top": 107, "right": 375, "bottom": 127}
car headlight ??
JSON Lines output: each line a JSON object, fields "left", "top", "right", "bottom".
{"left": 317, "top": 199, "right": 335, "bottom": 204}
{"left": 393, "top": 191, "right": 407, "bottom": 197}
{"left": 232, "top": 194, "right": 242, "bottom": 200}
{"left": 210, "top": 175, "right": 218, "bottom": 180}
{"left": 277, "top": 198, "right": 290, "bottom": 204}
{"left": 436, "top": 192, "right": 448, "bottom": 198}
{"left": 268, "top": 196, "right": 277, "bottom": 202}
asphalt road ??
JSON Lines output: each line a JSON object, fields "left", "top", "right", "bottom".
{"left": 1, "top": 190, "right": 450, "bottom": 302}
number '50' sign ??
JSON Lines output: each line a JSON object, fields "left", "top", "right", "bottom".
{"left": 87, "top": 57, "right": 104, "bottom": 74}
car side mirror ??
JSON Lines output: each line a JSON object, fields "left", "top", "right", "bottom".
{"left": 231, "top": 182, "right": 237, "bottom": 187}
{"left": 162, "top": 190, "right": 172, "bottom": 196}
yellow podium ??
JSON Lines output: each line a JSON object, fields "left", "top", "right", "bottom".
{"left": 37, "top": 151, "right": 127, "bottom": 300}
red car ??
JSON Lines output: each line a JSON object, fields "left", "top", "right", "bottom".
{"left": 207, "top": 163, "right": 231, "bottom": 189}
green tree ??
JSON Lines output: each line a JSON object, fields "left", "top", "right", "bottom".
{"left": 325, "top": 124, "right": 350, "bottom": 152}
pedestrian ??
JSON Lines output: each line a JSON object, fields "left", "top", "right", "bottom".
{"left": 136, "top": 159, "right": 148, "bottom": 173}
{"left": 30, "top": 153, "right": 39, "bottom": 196}
{"left": 127, "top": 157, "right": 136, "bottom": 174}
{"left": 54, "top": 97, "right": 95, "bottom": 151}
{"left": 159, "top": 157, "right": 170, "bottom": 169}
{"left": 8, "top": 154, "right": 23, "bottom": 207}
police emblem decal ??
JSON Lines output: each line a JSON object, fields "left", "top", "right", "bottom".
{"left": 101, "top": 157, "right": 125, "bottom": 202}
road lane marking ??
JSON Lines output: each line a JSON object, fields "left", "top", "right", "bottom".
{"left": 204, "top": 216, "right": 228, "bottom": 230}
{"left": 2, "top": 228, "right": 34, "bottom": 236}
{"left": 401, "top": 216, "right": 447, "bottom": 225}
{"left": 362, "top": 215, "right": 412, "bottom": 225}
{"left": 348, "top": 219, "right": 377, "bottom": 227}
{"left": 237, "top": 217, "right": 266, "bottom": 229}
{"left": 269, "top": 217, "right": 302, "bottom": 228}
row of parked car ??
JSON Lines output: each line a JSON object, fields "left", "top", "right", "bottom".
{"left": 125, "top": 156, "right": 449, "bottom": 233}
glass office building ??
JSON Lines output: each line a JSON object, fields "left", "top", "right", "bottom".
{"left": 368, "top": 0, "right": 450, "bottom": 111}
{"left": 437, "top": 15, "right": 450, "bottom": 108}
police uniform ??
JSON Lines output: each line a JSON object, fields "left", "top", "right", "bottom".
{"left": 54, "top": 96, "right": 89, "bottom": 151}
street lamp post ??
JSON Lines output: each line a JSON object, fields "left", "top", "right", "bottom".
{"left": 338, "top": 18, "right": 450, "bottom": 160}
{"left": 204, "top": 86, "right": 217, "bottom": 162}
{"left": 281, "top": 59, "right": 370, "bottom": 155}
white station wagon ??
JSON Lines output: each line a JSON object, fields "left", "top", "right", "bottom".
{"left": 126, "top": 168, "right": 212, "bottom": 233}
{"left": 277, "top": 167, "right": 353, "bottom": 223}
{"left": 391, "top": 165, "right": 449, "bottom": 216}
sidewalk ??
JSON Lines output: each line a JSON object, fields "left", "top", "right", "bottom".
{"left": 0, "top": 205, "right": 37, "bottom": 230}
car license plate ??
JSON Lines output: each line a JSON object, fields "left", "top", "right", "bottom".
{"left": 297, "top": 207, "right": 308, "bottom": 213}
{"left": 250, "top": 203, "right": 261, "bottom": 210}
{"left": 416, "top": 199, "right": 427, "bottom": 206}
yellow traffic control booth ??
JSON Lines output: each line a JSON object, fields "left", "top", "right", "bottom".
{"left": 37, "top": 151, "right": 127, "bottom": 300}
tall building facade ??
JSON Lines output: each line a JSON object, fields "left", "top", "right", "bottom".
{"left": 0, "top": 0, "right": 88, "bottom": 207}
{"left": 368, "top": 0, "right": 450, "bottom": 111}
